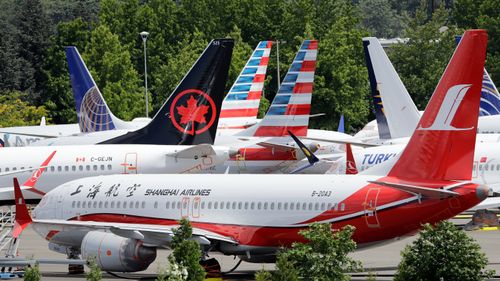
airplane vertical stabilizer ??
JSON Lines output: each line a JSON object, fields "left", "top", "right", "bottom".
{"left": 65, "top": 46, "right": 127, "bottom": 132}
{"left": 100, "top": 39, "right": 234, "bottom": 145}
{"left": 237, "top": 40, "right": 318, "bottom": 137}
{"left": 363, "top": 37, "right": 420, "bottom": 140}
{"left": 219, "top": 41, "right": 273, "bottom": 129}
{"left": 388, "top": 30, "right": 487, "bottom": 181}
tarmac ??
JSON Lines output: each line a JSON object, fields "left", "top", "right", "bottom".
{"left": 4, "top": 224, "right": 500, "bottom": 280}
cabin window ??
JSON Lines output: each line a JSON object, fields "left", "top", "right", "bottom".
{"left": 77, "top": 201, "right": 81, "bottom": 208}
{"left": 201, "top": 202, "right": 205, "bottom": 209}
{"left": 116, "top": 201, "right": 121, "bottom": 208}
{"left": 166, "top": 202, "right": 170, "bottom": 209}
{"left": 12, "top": 167, "right": 17, "bottom": 171}
{"left": 497, "top": 164, "right": 500, "bottom": 171}
{"left": 129, "top": 201, "right": 134, "bottom": 208}
{"left": 244, "top": 202, "right": 249, "bottom": 209}
{"left": 135, "top": 201, "right": 140, "bottom": 208}
{"left": 208, "top": 202, "right": 212, "bottom": 209}
{"left": 57, "top": 166, "right": 61, "bottom": 172}
{"left": 290, "top": 203, "right": 294, "bottom": 210}
{"left": 100, "top": 165, "right": 105, "bottom": 170}
{"left": 98, "top": 201, "right": 103, "bottom": 208}
{"left": 284, "top": 203, "right": 288, "bottom": 210}
{"left": 86, "top": 165, "right": 90, "bottom": 171}
{"left": 72, "top": 201, "right": 75, "bottom": 208}
{"left": 308, "top": 203, "right": 313, "bottom": 211}
{"left": 93, "top": 201, "right": 97, "bottom": 208}
{"left": 485, "top": 164, "right": 489, "bottom": 171}
{"left": 263, "top": 202, "right": 268, "bottom": 210}
{"left": 107, "top": 164, "right": 112, "bottom": 170}
{"left": 104, "top": 201, "right": 108, "bottom": 208}
{"left": 302, "top": 202, "right": 307, "bottom": 210}
{"left": 226, "top": 202, "right": 231, "bottom": 209}
{"left": 327, "top": 203, "right": 332, "bottom": 210}
{"left": 141, "top": 201, "right": 146, "bottom": 208}
{"left": 257, "top": 202, "right": 262, "bottom": 210}
{"left": 277, "top": 202, "right": 282, "bottom": 210}
{"left": 82, "top": 201, "right": 86, "bottom": 208}
{"left": 93, "top": 165, "right": 98, "bottom": 171}
{"left": 214, "top": 202, "right": 218, "bottom": 209}
{"left": 479, "top": 164, "right": 483, "bottom": 171}
{"left": 232, "top": 202, "right": 236, "bottom": 209}
{"left": 238, "top": 202, "right": 242, "bottom": 209}
{"left": 296, "top": 202, "right": 301, "bottom": 210}
{"left": 72, "top": 166, "right": 76, "bottom": 171}
{"left": 111, "top": 201, "right": 115, "bottom": 208}
{"left": 250, "top": 202, "right": 255, "bottom": 210}
{"left": 219, "top": 202, "right": 224, "bottom": 210}
{"left": 65, "top": 166, "right": 69, "bottom": 172}
{"left": 79, "top": 165, "right": 83, "bottom": 171}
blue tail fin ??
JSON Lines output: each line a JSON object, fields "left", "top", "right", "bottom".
{"left": 455, "top": 36, "right": 500, "bottom": 116}
{"left": 65, "top": 46, "right": 117, "bottom": 132}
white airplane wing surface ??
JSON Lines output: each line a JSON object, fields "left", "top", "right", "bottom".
{"left": 33, "top": 219, "right": 238, "bottom": 247}
{"left": 165, "top": 144, "right": 218, "bottom": 159}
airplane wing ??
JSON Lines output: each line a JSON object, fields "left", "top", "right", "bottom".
{"left": 32, "top": 219, "right": 238, "bottom": 247}
{"left": 255, "top": 141, "right": 297, "bottom": 151}
{"left": 302, "top": 136, "right": 379, "bottom": 148}
{"left": 0, "top": 130, "right": 58, "bottom": 138}
{"left": 469, "top": 197, "right": 500, "bottom": 211}
{"left": 369, "top": 180, "right": 460, "bottom": 199}
{"left": 165, "top": 144, "right": 218, "bottom": 159}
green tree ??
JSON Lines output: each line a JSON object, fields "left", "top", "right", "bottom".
{"left": 226, "top": 26, "right": 253, "bottom": 91}
{"left": 257, "top": 223, "right": 361, "bottom": 281}
{"left": 389, "top": 2, "right": 460, "bottom": 109}
{"left": 85, "top": 257, "right": 102, "bottom": 281}
{"left": 0, "top": 92, "right": 48, "bottom": 127}
{"left": 359, "top": 0, "right": 406, "bottom": 38}
{"left": 395, "top": 221, "right": 495, "bottom": 281}
{"left": 169, "top": 219, "right": 205, "bottom": 281}
{"left": 23, "top": 262, "right": 41, "bottom": 281}
{"left": 311, "top": 0, "right": 370, "bottom": 132}
{"left": 84, "top": 25, "right": 144, "bottom": 120}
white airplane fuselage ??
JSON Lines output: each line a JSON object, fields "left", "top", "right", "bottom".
{"left": 0, "top": 145, "right": 230, "bottom": 203}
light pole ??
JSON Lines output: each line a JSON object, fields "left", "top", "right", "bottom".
{"left": 275, "top": 40, "right": 286, "bottom": 90}
{"left": 140, "top": 31, "right": 149, "bottom": 118}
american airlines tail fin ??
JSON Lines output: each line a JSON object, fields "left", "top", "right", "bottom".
{"left": 455, "top": 36, "right": 500, "bottom": 116}
{"left": 237, "top": 40, "right": 318, "bottom": 137}
{"left": 100, "top": 39, "right": 234, "bottom": 145}
{"left": 65, "top": 46, "right": 128, "bottom": 133}
{"left": 388, "top": 30, "right": 487, "bottom": 181}
{"left": 362, "top": 37, "right": 420, "bottom": 140}
{"left": 218, "top": 41, "right": 273, "bottom": 129}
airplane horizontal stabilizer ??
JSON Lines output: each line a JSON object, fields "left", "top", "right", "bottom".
{"left": 369, "top": 180, "right": 459, "bottom": 198}
{"left": 165, "top": 144, "right": 217, "bottom": 159}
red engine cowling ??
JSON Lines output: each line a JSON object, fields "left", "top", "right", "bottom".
{"left": 81, "top": 231, "right": 156, "bottom": 272}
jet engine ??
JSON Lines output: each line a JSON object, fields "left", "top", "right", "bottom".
{"left": 81, "top": 231, "right": 156, "bottom": 272}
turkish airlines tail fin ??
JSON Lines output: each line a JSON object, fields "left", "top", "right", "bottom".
{"left": 219, "top": 41, "right": 273, "bottom": 129}
{"left": 345, "top": 143, "right": 358, "bottom": 175}
{"left": 13, "top": 178, "right": 32, "bottom": 238}
{"left": 388, "top": 30, "right": 488, "bottom": 181}
{"left": 237, "top": 40, "right": 318, "bottom": 137}
{"left": 455, "top": 36, "right": 500, "bottom": 116}
{"left": 362, "top": 37, "right": 420, "bottom": 140}
{"left": 100, "top": 39, "right": 234, "bottom": 145}
{"left": 65, "top": 46, "right": 128, "bottom": 133}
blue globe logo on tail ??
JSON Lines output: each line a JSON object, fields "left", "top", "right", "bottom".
{"left": 79, "top": 87, "right": 116, "bottom": 132}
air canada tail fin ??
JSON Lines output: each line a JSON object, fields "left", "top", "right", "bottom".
{"left": 65, "top": 46, "right": 126, "bottom": 133}
{"left": 388, "top": 30, "right": 487, "bottom": 181}
{"left": 219, "top": 41, "right": 273, "bottom": 129}
{"left": 100, "top": 39, "right": 234, "bottom": 145}
{"left": 455, "top": 36, "right": 500, "bottom": 116}
{"left": 13, "top": 178, "right": 32, "bottom": 238}
{"left": 362, "top": 37, "right": 420, "bottom": 140}
{"left": 238, "top": 40, "right": 318, "bottom": 137}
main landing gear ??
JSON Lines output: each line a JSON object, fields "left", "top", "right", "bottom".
{"left": 67, "top": 248, "right": 84, "bottom": 274}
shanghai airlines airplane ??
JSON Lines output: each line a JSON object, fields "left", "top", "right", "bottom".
{"left": 18, "top": 30, "right": 489, "bottom": 272}
{"left": 0, "top": 47, "right": 150, "bottom": 147}
{"left": 0, "top": 39, "right": 235, "bottom": 204}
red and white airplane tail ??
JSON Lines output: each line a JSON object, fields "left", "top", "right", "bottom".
{"left": 345, "top": 143, "right": 358, "bottom": 175}
{"left": 388, "top": 30, "right": 488, "bottom": 182}
{"left": 13, "top": 178, "right": 32, "bottom": 238}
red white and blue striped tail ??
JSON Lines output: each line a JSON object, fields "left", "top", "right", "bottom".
{"left": 218, "top": 41, "right": 273, "bottom": 130}
{"left": 240, "top": 40, "right": 318, "bottom": 137}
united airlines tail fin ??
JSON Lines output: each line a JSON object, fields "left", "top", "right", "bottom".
{"left": 237, "top": 40, "right": 318, "bottom": 137}
{"left": 65, "top": 46, "right": 128, "bottom": 132}
{"left": 388, "top": 30, "right": 487, "bottom": 181}
{"left": 362, "top": 37, "right": 420, "bottom": 140}
{"left": 218, "top": 41, "right": 272, "bottom": 129}
{"left": 100, "top": 39, "right": 234, "bottom": 145}
{"left": 455, "top": 36, "right": 500, "bottom": 116}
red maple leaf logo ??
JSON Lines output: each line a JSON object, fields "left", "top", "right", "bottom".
{"left": 176, "top": 95, "right": 209, "bottom": 125}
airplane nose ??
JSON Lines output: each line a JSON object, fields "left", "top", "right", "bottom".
{"left": 476, "top": 185, "right": 490, "bottom": 200}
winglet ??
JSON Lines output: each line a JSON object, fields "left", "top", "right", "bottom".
{"left": 288, "top": 130, "right": 319, "bottom": 174}
{"left": 337, "top": 115, "right": 345, "bottom": 133}
{"left": 345, "top": 143, "right": 358, "bottom": 175}
{"left": 13, "top": 177, "right": 33, "bottom": 238}
{"left": 23, "top": 150, "right": 56, "bottom": 189}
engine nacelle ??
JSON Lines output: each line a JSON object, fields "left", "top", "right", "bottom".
{"left": 81, "top": 231, "right": 156, "bottom": 272}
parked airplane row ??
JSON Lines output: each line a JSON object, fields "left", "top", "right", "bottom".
{"left": 8, "top": 30, "right": 494, "bottom": 274}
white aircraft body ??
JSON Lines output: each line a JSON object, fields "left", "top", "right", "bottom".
{"left": 16, "top": 29, "right": 488, "bottom": 273}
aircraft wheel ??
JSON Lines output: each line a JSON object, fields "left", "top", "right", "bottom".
{"left": 200, "top": 258, "right": 221, "bottom": 280}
